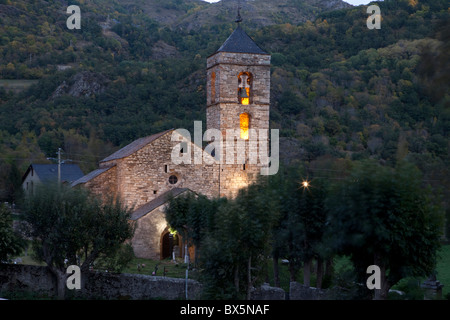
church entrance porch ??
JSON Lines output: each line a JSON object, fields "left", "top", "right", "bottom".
{"left": 160, "top": 228, "right": 181, "bottom": 260}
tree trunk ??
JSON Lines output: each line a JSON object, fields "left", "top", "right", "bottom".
{"left": 247, "top": 257, "right": 252, "bottom": 300}
{"left": 48, "top": 267, "right": 67, "bottom": 300}
{"left": 325, "top": 257, "right": 334, "bottom": 278}
{"left": 289, "top": 260, "right": 297, "bottom": 282}
{"left": 374, "top": 253, "right": 390, "bottom": 300}
{"left": 234, "top": 265, "right": 240, "bottom": 295}
{"left": 56, "top": 273, "right": 68, "bottom": 300}
{"left": 273, "top": 254, "right": 280, "bottom": 288}
{"left": 194, "top": 246, "right": 198, "bottom": 268}
{"left": 316, "top": 257, "right": 324, "bottom": 289}
{"left": 303, "top": 258, "right": 312, "bottom": 287}
{"left": 43, "top": 244, "right": 68, "bottom": 300}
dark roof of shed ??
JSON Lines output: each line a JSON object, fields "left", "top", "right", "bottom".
{"left": 130, "top": 188, "right": 192, "bottom": 221}
{"left": 23, "top": 164, "right": 84, "bottom": 183}
{"left": 101, "top": 129, "right": 173, "bottom": 163}
{"left": 216, "top": 25, "right": 267, "bottom": 55}
{"left": 71, "top": 165, "right": 115, "bottom": 187}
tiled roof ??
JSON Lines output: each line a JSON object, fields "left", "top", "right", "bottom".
{"left": 25, "top": 164, "right": 84, "bottom": 183}
{"left": 130, "top": 188, "right": 192, "bottom": 221}
{"left": 100, "top": 129, "right": 173, "bottom": 163}
{"left": 216, "top": 25, "right": 267, "bottom": 55}
{"left": 71, "top": 165, "right": 115, "bottom": 187}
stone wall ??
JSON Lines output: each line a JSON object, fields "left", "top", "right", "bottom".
{"left": 131, "top": 206, "right": 168, "bottom": 260}
{"left": 95, "top": 131, "right": 220, "bottom": 210}
{"left": 289, "top": 282, "right": 329, "bottom": 300}
{"left": 0, "top": 264, "right": 56, "bottom": 297}
{"left": 206, "top": 52, "right": 271, "bottom": 106}
{"left": 205, "top": 50, "right": 271, "bottom": 198}
{"left": 79, "top": 130, "right": 222, "bottom": 260}
{"left": 83, "top": 165, "right": 117, "bottom": 200}
{"left": 0, "top": 264, "right": 202, "bottom": 300}
{"left": 0, "top": 264, "right": 286, "bottom": 300}
{"left": 250, "top": 283, "right": 286, "bottom": 300}
{"left": 79, "top": 271, "right": 202, "bottom": 300}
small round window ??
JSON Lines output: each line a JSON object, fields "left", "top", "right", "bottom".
{"left": 168, "top": 175, "right": 178, "bottom": 185}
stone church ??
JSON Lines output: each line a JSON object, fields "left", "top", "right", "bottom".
{"left": 72, "top": 21, "right": 271, "bottom": 260}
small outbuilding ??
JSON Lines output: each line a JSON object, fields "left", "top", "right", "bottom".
{"left": 22, "top": 163, "right": 84, "bottom": 195}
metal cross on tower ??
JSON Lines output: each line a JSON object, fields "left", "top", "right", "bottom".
{"left": 235, "top": 0, "right": 243, "bottom": 24}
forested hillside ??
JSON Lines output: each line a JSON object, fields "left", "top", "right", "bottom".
{"left": 0, "top": 0, "right": 448, "bottom": 209}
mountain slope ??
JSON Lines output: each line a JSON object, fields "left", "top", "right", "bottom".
{"left": 174, "top": 0, "right": 352, "bottom": 30}
{"left": 0, "top": 0, "right": 448, "bottom": 205}
{"left": 0, "top": 0, "right": 351, "bottom": 79}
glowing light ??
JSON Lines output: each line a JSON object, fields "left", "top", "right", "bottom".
{"left": 169, "top": 227, "right": 177, "bottom": 236}
{"left": 240, "top": 87, "right": 250, "bottom": 105}
{"left": 302, "top": 180, "right": 310, "bottom": 188}
{"left": 240, "top": 113, "right": 249, "bottom": 140}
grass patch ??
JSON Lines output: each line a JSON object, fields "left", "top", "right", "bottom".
{"left": 122, "top": 257, "right": 201, "bottom": 281}
{"left": 0, "top": 290, "right": 53, "bottom": 300}
{"left": 390, "top": 244, "right": 450, "bottom": 299}
{"left": 9, "top": 242, "right": 46, "bottom": 266}
{"left": 436, "top": 244, "right": 450, "bottom": 297}
{"left": 265, "top": 260, "right": 295, "bottom": 292}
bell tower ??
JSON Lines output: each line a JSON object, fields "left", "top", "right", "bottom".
{"left": 206, "top": 10, "right": 271, "bottom": 197}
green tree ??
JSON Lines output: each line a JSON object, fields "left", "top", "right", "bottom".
{"left": 165, "top": 192, "right": 222, "bottom": 266}
{"left": 326, "top": 160, "right": 444, "bottom": 299}
{"left": 295, "top": 177, "right": 328, "bottom": 287}
{"left": 0, "top": 161, "right": 24, "bottom": 203}
{"left": 273, "top": 165, "right": 329, "bottom": 286}
{"left": 199, "top": 178, "right": 278, "bottom": 299}
{"left": 21, "top": 183, "right": 135, "bottom": 299}
{"left": 0, "top": 203, "right": 25, "bottom": 262}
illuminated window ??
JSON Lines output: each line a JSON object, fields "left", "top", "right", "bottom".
{"left": 211, "top": 72, "right": 216, "bottom": 104}
{"left": 239, "top": 87, "right": 250, "bottom": 105}
{"left": 238, "top": 72, "right": 252, "bottom": 105}
{"left": 240, "top": 113, "right": 250, "bottom": 140}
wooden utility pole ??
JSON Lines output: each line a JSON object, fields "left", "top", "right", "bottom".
{"left": 58, "top": 147, "right": 61, "bottom": 185}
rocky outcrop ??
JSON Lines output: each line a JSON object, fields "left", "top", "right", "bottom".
{"left": 52, "top": 71, "right": 110, "bottom": 99}
{"left": 151, "top": 40, "right": 181, "bottom": 60}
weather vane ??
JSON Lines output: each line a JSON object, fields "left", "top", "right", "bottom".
{"left": 235, "top": 0, "right": 243, "bottom": 24}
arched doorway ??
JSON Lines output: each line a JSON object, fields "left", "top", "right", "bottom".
{"left": 160, "top": 228, "right": 181, "bottom": 260}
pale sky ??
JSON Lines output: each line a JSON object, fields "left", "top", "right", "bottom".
{"left": 202, "top": 0, "right": 380, "bottom": 5}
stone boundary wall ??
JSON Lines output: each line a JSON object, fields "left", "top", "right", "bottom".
{"left": 79, "top": 271, "right": 203, "bottom": 300}
{"left": 289, "top": 282, "right": 329, "bottom": 300}
{"left": 250, "top": 283, "right": 286, "bottom": 300}
{"left": 0, "top": 264, "right": 56, "bottom": 297}
{"left": 0, "top": 264, "right": 202, "bottom": 300}
{"left": 0, "top": 264, "right": 285, "bottom": 300}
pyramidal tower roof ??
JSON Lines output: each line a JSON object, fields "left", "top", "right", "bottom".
{"left": 216, "top": 16, "right": 267, "bottom": 54}
{"left": 212, "top": 0, "right": 268, "bottom": 55}
{"left": 216, "top": 25, "right": 267, "bottom": 55}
